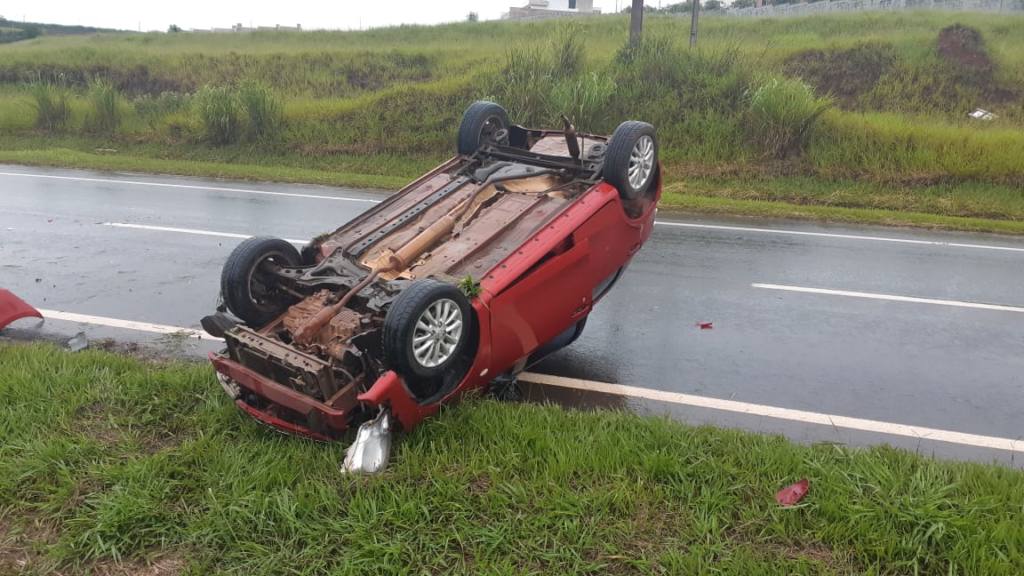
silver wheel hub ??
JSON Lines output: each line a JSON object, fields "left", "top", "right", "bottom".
{"left": 412, "top": 298, "right": 463, "bottom": 368}
{"left": 628, "top": 135, "right": 655, "bottom": 191}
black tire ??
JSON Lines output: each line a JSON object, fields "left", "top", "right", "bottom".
{"left": 299, "top": 241, "right": 321, "bottom": 266}
{"left": 457, "top": 101, "right": 510, "bottom": 156}
{"left": 383, "top": 279, "right": 473, "bottom": 383}
{"left": 602, "top": 121, "right": 658, "bottom": 202}
{"left": 220, "top": 236, "right": 301, "bottom": 327}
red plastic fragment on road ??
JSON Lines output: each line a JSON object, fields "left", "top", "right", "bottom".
{"left": 697, "top": 322, "right": 713, "bottom": 330}
{"left": 776, "top": 478, "right": 810, "bottom": 506}
{"left": 0, "top": 289, "right": 42, "bottom": 330}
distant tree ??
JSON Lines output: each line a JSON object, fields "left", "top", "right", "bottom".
{"left": 167, "top": 24, "right": 182, "bottom": 33}
{"left": 731, "top": 0, "right": 755, "bottom": 7}
{"left": 705, "top": 0, "right": 724, "bottom": 9}
{"left": 466, "top": 12, "right": 479, "bottom": 22}
{"left": 665, "top": 2, "right": 691, "bottom": 12}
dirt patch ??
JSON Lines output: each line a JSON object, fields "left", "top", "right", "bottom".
{"left": 71, "top": 380, "right": 184, "bottom": 454}
{"left": 0, "top": 63, "right": 187, "bottom": 96}
{"left": 2, "top": 515, "right": 186, "bottom": 576}
{"left": 784, "top": 43, "right": 897, "bottom": 107}
{"left": 764, "top": 540, "right": 848, "bottom": 570}
{"left": 74, "top": 400, "right": 128, "bottom": 448}
{"left": 90, "top": 554, "right": 186, "bottom": 576}
{"left": 0, "top": 515, "right": 60, "bottom": 575}
{"left": 937, "top": 24, "right": 993, "bottom": 81}
{"left": 936, "top": 24, "right": 1016, "bottom": 103}
{"left": 468, "top": 474, "right": 491, "bottom": 495}
{"left": 787, "top": 29, "right": 1017, "bottom": 112}
{"left": 0, "top": 519, "right": 31, "bottom": 575}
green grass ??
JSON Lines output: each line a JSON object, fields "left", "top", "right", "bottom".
{"left": 2, "top": 343, "right": 1024, "bottom": 575}
{"left": 0, "top": 135, "right": 416, "bottom": 189}
{"left": 2, "top": 135, "right": 1023, "bottom": 235}
{"left": 669, "top": 175, "right": 1024, "bottom": 230}
{"left": 1, "top": 12, "right": 1024, "bottom": 229}
{"left": 663, "top": 191, "right": 1024, "bottom": 234}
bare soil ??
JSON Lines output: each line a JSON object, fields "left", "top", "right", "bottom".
{"left": 784, "top": 43, "right": 897, "bottom": 107}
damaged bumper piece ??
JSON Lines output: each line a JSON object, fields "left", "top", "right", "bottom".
{"left": 341, "top": 410, "right": 393, "bottom": 475}
{"left": 0, "top": 289, "right": 42, "bottom": 331}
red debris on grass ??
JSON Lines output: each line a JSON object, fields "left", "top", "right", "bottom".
{"left": 776, "top": 478, "right": 810, "bottom": 506}
{"left": 0, "top": 289, "right": 42, "bottom": 330}
{"left": 697, "top": 322, "right": 713, "bottom": 330}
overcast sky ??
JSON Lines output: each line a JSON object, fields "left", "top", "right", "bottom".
{"left": 7, "top": 1, "right": 637, "bottom": 32}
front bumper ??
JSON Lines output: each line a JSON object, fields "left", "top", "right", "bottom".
{"left": 210, "top": 353, "right": 432, "bottom": 440}
{"left": 210, "top": 353, "right": 352, "bottom": 440}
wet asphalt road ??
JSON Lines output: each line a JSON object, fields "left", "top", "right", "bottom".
{"left": 2, "top": 165, "right": 1023, "bottom": 463}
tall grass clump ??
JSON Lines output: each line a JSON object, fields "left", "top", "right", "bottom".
{"left": 547, "top": 72, "right": 617, "bottom": 131}
{"left": 610, "top": 37, "right": 751, "bottom": 161}
{"left": 133, "top": 92, "right": 192, "bottom": 131}
{"left": 238, "top": 80, "right": 284, "bottom": 142}
{"left": 550, "top": 22, "right": 585, "bottom": 79}
{"left": 746, "top": 78, "right": 832, "bottom": 159}
{"left": 500, "top": 44, "right": 552, "bottom": 124}
{"left": 496, "top": 24, "right": 614, "bottom": 131}
{"left": 194, "top": 85, "right": 241, "bottom": 145}
{"left": 83, "top": 79, "right": 121, "bottom": 135}
{"left": 28, "top": 82, "right": 70, "bottom": 132}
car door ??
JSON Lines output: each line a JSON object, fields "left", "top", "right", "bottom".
{"left": 487, "top": 199, "right": 636, "bottom": 370}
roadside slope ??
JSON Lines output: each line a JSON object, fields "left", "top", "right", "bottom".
{"left": 2, "top": 13, "right": 1024, "bottom": 232}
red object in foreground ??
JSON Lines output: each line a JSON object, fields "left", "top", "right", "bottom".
{"left": 0, "top": 289, "right": 42, "bottom": 330}
{"left": 775, "top": 478, "right": 810, "bottom": 506}
{"left": 698, "top": 322, "right": 713, "bottom": 330}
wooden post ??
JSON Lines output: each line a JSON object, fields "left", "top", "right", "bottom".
{"left": 689, "top": 0, "right": 700, "bottom": 48}
{"left": 629, "top": 0, "right": 644, "bottom": 48}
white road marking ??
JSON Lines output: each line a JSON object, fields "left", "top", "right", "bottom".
{"left": 752, "top": 283, "right": 1024, "bottom": 314}
{"left": 655, "top": 221, "right": 1024, "bottom": 254}
{"left": 518, "top": 372, "right": 1023, "bottom": 453}
{"left": 102, "top": 222, "right": 307, "bottom": 245}
{"left": 0, "top": 170, "right": 382, "bottom": 204}
{"left": 28, "top": 308, "right": 1024, "bottom": 454}
{"left": 38, "top": 309, "right": 223, "bottom": 342}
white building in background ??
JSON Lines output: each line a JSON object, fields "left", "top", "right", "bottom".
{"left": 504, "top": 0, "right": 602, "bottom": 20}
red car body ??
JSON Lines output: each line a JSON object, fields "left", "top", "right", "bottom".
{"left": 209, "top": 108, "right": 661, "bottom": 440}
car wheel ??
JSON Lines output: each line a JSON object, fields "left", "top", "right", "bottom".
{"left": 602, "top": 120, "right": 658, "bottom": 202}
{"left": 457, "top": 101, "right": 510, "bottom": 155}
{"left": 383, "top": 279, "right": 472, "bottom": 384}
{"left": 221, "top": 236, "right": 301, "bottom": 327}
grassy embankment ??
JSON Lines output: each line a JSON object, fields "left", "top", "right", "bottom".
{"left": 2, "top": 342, "right": 1024, "bottom": 575}
{"left": 1, "top": 13, "right": 1024, "bottom": 232}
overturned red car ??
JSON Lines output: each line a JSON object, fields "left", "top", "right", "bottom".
{"left": 205, "top": 101, "right": 661, "bottom": 454}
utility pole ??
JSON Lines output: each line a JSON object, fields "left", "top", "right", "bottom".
{"left": 629, "top": 0, "right": 644, "bottom": 48}
{"left": 689, "top": 0, "right": 700, "bottom": 48}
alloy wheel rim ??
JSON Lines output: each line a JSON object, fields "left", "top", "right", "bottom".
{"left": 627, "top": 135, "right": 655, "bottom": 191}
{"left": 412, "top": 298, "right": 463, "bottom": 368}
